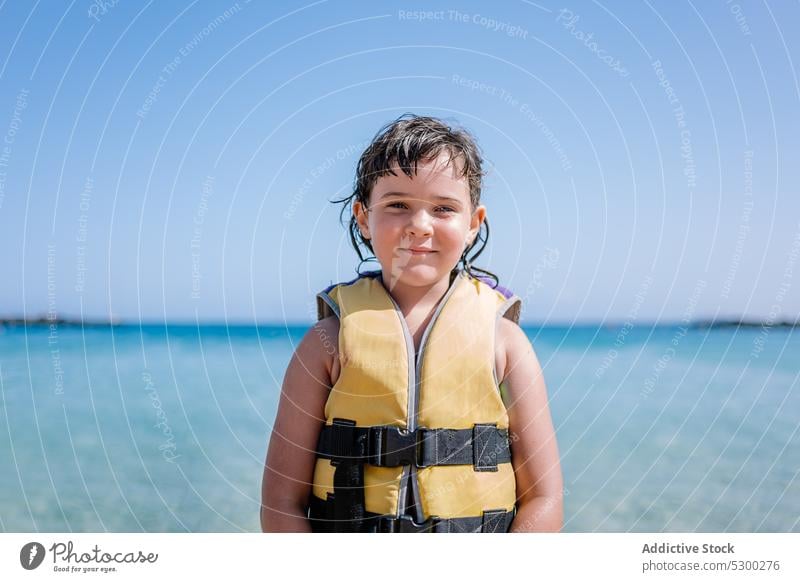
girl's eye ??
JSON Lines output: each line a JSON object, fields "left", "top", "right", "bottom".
{"left": 384, "top": 202, "right": 455, "bottom": 213}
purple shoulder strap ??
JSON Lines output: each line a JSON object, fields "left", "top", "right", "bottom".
{"left": 474, "top": 274, "right": 515, "bottom": 300}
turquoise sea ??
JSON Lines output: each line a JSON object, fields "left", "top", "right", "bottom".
{"left": 0, "top": 323, "right": 797, "bottom": 532}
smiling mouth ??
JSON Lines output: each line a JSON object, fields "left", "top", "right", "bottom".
{"left": 399, "top": 248, "right": 437, "bottom": 255}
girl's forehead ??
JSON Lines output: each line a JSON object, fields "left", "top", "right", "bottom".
{"left": 387, "top": 153, "right": 464, "bottom": 179}
{"left": 373, "top": 155, "right": 470, "bottom": 198}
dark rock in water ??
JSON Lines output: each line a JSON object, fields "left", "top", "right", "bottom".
{"left": 691, "top": 318, "right": 798, "bottom": 329}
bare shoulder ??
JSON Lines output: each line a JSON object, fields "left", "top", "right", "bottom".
{"left": 297, "top": 316, "right": 339, "bottom": 385}
{"left": 496, "top": 316, "right": 533, "bottom": 385}
{"left": 311, "top": 315, "right": 339, "bottom": 349}
{"left": 275, "top": 317, "right": 339, "bottom": 422}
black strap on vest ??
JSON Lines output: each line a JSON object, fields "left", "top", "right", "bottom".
{"left": 314, "top": 418, "right": 513, "bottom": 532}
{"left": 308, "top": 494, "right": 515, "bottom": 533}
{"left": 327, "top": 419, "right": 366, "bottom": 532}
{"left": 317, "top": 420, "right": 511, "bottom": 470}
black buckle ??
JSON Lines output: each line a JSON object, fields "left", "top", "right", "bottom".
{"left": 472, "top": 424, "right": 499, "bottom": 472}
{"left": 368, "top": 426, "right": 428, "bottom": 467}
{"left": 330, "top": 418, "right": 357, "bottom": 466}
{"left": 480, "top": 509, "right": 507, "bottom": 533}
{"left": 376, "top": 515, "right": 440, "bottom": 533}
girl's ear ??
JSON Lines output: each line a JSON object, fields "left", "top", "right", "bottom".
{"left": 467, "top": 205, "right": 486, "bottom": 245}
{"left": 353, "top": 200, "right": 371, "bottom": 240}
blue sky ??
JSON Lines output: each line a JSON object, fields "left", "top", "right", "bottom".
{"left": 0, "top": 0, "right": 798, "bottom": 324}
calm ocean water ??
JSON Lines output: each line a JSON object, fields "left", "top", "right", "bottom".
{"left": 0, "top": 323, "right": 797, "bottom": 532}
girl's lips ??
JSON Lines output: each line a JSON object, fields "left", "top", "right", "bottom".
{"left": 399, "top": 248, "right": 436, "bottom": 254}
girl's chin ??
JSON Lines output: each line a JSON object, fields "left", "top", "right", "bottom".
{"left": 380, "top": 262, "right": 452, "bottom": 288}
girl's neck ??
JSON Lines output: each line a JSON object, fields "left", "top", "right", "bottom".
{"left": 379, "top": 270, "right": 456, "bottom": 317}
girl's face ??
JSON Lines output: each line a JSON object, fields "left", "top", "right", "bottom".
{"left": 353, "top": 153, "right": 486, "bottom": 290}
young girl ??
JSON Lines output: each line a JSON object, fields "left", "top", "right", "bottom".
{"left": 261, "top": 115, "right": 562, "bottom": 533}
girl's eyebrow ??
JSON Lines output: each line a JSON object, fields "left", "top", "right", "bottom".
{"left": 378, "top": 191, "right": 464, "bottom": 204}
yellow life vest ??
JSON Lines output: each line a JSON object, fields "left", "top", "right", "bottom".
{"left": 308, "top": 270, "right": 521, "bottom": 533}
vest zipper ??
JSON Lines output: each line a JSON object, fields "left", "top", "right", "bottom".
{"left": 384, "top": 272, "right": 464, "bottom": 521}
{"left": 387, "top": 302, "right": 415, "bottom": 519}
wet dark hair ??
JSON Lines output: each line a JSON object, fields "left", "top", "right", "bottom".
{"left": 333, "top": 114, "right": 498, "bottom": 286}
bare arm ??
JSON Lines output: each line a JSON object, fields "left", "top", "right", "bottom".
{"left": 260, "top": 317, "right": 337, "bottom": 532}
{"left": 499, "top": 318, "right": 563, "bottom": 532}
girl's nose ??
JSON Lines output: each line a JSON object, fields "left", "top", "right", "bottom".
{"left": 405, "top": 209, "right": 434, "bottom": 237}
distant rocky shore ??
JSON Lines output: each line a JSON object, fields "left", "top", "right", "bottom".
{"left": 0, "top": 316, "right": 121, "bottom": 328}
{"left": 690, "top": 319, "right": 797, "bottom": 329}
{"left": 1, "top": 316, "right": 796, "bottom": 329}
